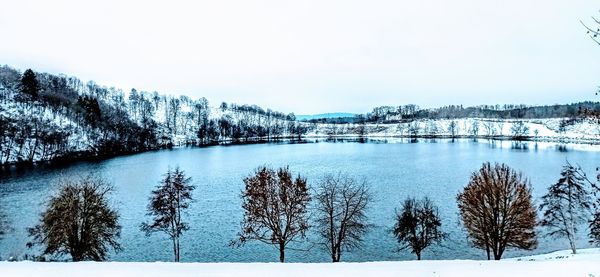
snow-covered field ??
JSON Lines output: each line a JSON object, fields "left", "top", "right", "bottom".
{"left": 1, "top": 249, "right": 599, "bottom": 277}
{"left": 306, "top": 118, "right": 600, "bottom": 144}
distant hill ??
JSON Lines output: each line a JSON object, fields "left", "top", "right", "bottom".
{"left": 296, "top": 113, "right": 356, "bottom": 121}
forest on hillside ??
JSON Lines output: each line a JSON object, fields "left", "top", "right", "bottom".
{"left": 0, "top": 66, "right": 309, "bottom": 166}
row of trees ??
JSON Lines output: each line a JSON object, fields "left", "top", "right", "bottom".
{"left": 318, "top": 118, "right": 585, "bottom": 140}
{"left": 398, "top": 119, "right": 531, "bottom": 139}
{"left": 459, "top": 161, "right": 600, "bottom": 260}
{"left": 232, "top": 167, "right": 443, "bottom": 262}
{"left": 9, "top": 161, "right": 600, "bottom": 262}
{"left": 15, "top": 168, "right": 435, "bottom": 263}
{"left": 375, "top": 103, "right": 600, "bottom": 123}
{"left": 302, "top": 103, "right": 600, "bottom": 125}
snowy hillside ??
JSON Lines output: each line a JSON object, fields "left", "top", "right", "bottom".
{"left": 1, "top": 248, "right": 599, "bottom": 277}
{"left": 307, "top": 118, "right": 600, "bottom": 144}
{"left": 0, "top": 66, "right": 303, "bottom": 165}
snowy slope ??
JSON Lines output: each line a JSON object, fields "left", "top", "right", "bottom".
{"left": 1, "top": 249, "right": 599, "bottom": 277}
{"left": 0, "top": 94, "right": 93, "bottom": 162}
{"left": 306, "top": 118, "right": 600, "bottom": 143}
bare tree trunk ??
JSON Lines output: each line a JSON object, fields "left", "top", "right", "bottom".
{"left": 176, "top": 236, "right": 180, "bottom": 262}
{"left": 172, "top": 236, "right": 178, "bottom": 262}
{"left": 279, "top": 242, "right": 285, "bottom": 263}
{"left": 568, "top": 186, "right": 577, "bottom": 255}
{"left": 568, "top": 232, "right": 577, "bottom": 254}
{"left": 334, "top": 245, "right": 341, "bottom": 262}
{"left": 493, "top": 246, "right": 503, "bottom": 260}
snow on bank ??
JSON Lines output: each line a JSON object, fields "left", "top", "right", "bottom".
{"left": 1, "top": 249, "right": 599, "bottom": 277}
{"left": 306, "top": 118, "right": 600, "bottom": 143}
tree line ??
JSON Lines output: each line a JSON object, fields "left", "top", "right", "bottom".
{"left": 318, "top": 118, "right": 542, "bottom": 140}
{"left": 303, "top": 103, "right": 600, "bottom": 125}
{"left": 0, "top": 66, "right": 310, "bottom": 167}
{"left": 3, "top": 161, "right": 600, "bottom": 262}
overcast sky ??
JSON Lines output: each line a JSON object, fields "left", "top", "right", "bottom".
{"left": 1, "top": 0, "right": 599, "bottom": 114}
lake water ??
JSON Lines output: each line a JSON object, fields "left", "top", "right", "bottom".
{"left": 1, "top": 139, "right": 599, "bottom": 262}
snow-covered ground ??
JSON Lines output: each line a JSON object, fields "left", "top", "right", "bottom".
{"left": 306, "top": 118, "right": 600, "bottom": 144}
{"left": 509, "top": 248, "right": 600, "bottom": 261}
{"left": 1, "top": 249, "right": 599, "bottom": 277}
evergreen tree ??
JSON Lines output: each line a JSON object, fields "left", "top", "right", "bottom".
{"left": 141, "top": 167, "right": 194, "bottom": 262}
{"left": 589, "top": 208, "right": 600, "bottom": 246}
{"left": 19, "top": 69, "right": 40, "bottom": 100}
{"left": 539, "top": 162, "right": 592, "bottom": 254}
{"left": 588, "top": 167, "right": 600, "bottom": 246}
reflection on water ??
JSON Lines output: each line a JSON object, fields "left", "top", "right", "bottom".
{"left": 511, "top": 142, "right": 529, "bottom": 151}
{"left": 556, "top": 144, "right": 569, "bottom": 152}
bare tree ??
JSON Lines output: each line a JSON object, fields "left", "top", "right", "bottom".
{"left": 396, "top": 123, "right": 406, "bottom": 137}
{"left": 582, "top": 12, "right": 600, "bottom": 97}
{"left": 539, "top": 162, "right": 592, "bottom": 254}
{"left": 497, "top": 121, "right": 505, "bottom": 136}
{"left": 314, "top": 173, "right": 372, "bottom": 262}
{"left": 483, "top": 120, "right": 496, "bottom": 137}
{"left": 354, "top": 115, "right": 367, "bottom": 137}
{"left": 408, "top": 121, "right": 420, "bottom": 138}
{"left": 392, "top": 197, "right": 446, "bottom": 260}
{"left": 141, "top": 167, "right": 194, "bottom": 262}
{"left": 470, "top": 120, "right": 480, "bottom": 138}
{"left": 581, "top": 12, "right": 600, "bottom": 46}
{"left": 510, "top": 121, "right": 529, "bottom": 139}
{"left": 27, "top": 176, "right": 121, "bottom": 261}
{"left": 232, "top": 166, "right": 310, "bottom": 262}
{"left": 457, "top": 162, "right": 537, "bottom": 260}
{"left": 448, "top": 120, "right": 458, "bottom": 138}
{"left": 426, "top": 121, "right": 439, "bottom": 137}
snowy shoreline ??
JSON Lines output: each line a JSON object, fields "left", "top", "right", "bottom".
{"left": 1, "top": 248, "right": 599, "bottom": 277}
{"left": 304, "top": 133, "right": 600, "bottom": 145}
{"left": 305, "top": 118, "right": 600, "bottom": 143}
{"left": 3, "top": 109, "right": 600, "bottom": 162}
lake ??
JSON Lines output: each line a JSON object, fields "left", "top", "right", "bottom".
{"left": 1, "top": 138, "right": 599, "bottom": 262}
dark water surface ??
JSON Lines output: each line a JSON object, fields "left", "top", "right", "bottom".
{"left": 1, "top": 139, "right": 599, "bottom": 262}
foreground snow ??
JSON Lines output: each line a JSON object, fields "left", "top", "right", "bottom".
{"left": 509, "top": 247, "right": 600, "bottom": 261}
{"left": 1, "top": 249, "right": 599, "bottom": 277}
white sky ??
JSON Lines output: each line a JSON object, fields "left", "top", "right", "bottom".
{"left": 1, "top": 0, "right": 599, "bottom": 114}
